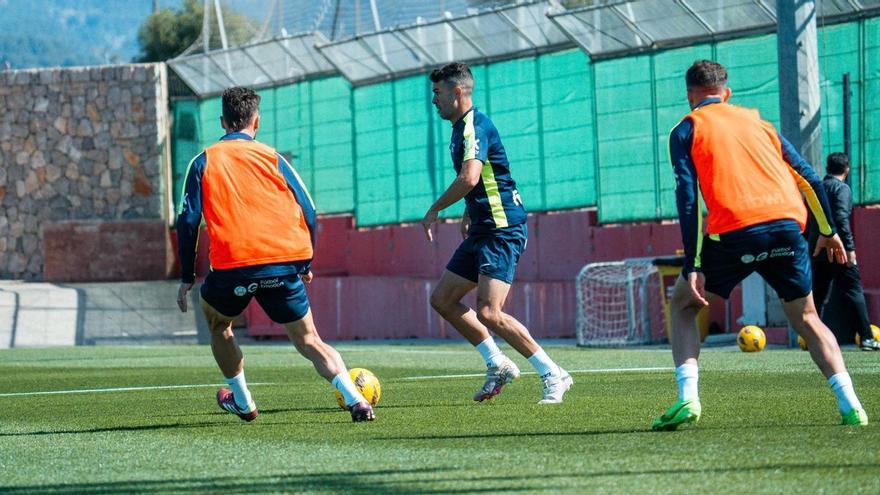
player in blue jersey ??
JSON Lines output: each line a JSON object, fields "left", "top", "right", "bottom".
{"left": 421, "top": 62, "right": 572, "bottom": 404}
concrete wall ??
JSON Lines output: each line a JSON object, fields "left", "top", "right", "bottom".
{"left": 0, "top": 64, "right": 171, "bottom": 281}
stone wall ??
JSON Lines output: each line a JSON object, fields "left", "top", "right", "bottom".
{"left": 0, "top": 64, "right": 170, "bottom": 280}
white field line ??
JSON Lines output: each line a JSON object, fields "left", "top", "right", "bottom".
{"left": 0, "top": 382, "right": 275, "bottom": 398}
{"left": 399, "top": 367, "right": 671, "bottom": 381}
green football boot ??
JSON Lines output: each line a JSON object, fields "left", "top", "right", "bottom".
{"left": 840, "top": 408, "right": 869, "bottom": 426}
{"left": 652, "top": 399, "right": 701, "bottom": 431}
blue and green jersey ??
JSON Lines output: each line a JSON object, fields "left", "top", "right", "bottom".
{"left": 449, "top": 107, "right": 527, "bottom": 234}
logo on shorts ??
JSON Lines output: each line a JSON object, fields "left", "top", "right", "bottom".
{"left": 756, "top": 252, "right": 769, "bottom": 261}
{"left": 247, "top": 283, "right": 258, "bottom": 294}
{"left": 259, "top": 278, "right": 283, "bottom": 289}
{"left": 741, "top": 254, "right": 755, "bottom": 264}
{"left": 234, "top": 286, "right": 247, "bottom": 297}
{"left": 770, "top": 247, "right": 794, "bottom": 258}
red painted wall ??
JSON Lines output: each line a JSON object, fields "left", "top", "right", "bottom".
{"left": 180, "top": 206, "right": 880, "bottom": 341}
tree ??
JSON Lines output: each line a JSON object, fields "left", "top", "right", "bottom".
{"left": 135, "top": 0, "right": 257, "bottom": 62}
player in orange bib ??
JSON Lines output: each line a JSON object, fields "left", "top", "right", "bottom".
{"left": 653, "top": 60, "right": 868, "bottom": 430}
{"left": 176, "top": 87, "right": 374, "bottom": 422}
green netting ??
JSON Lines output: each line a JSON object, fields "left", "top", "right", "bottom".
{"left": 595, "top": 54, "right": 657, "bottom": 222}
{"left": 540, "top": 50, "right": 596, "bottom": 210}
{"left": 171, "top": 99, "right": 200, "bottom": 210}
{"left": 596, "top": 24, "right": 879, "bottom": 224}
{"left": 653, "top": 45, "right": 713, "bottom": 219}
{"left": 818, "top": 22, "right": 862, "bottom": 202}
{"left": 286, "top": 78, "right": 356, "bottom": 214}
{"left": 864, "top": 17, "right": 880, "bottom": 203}
{"left": 487, "top": 58, "right": 544, "bottom": 211}
{"left": 171, "top": 19, "right": 880, "bottom": 228}
{"left": 353, "top": 83, "right": 398, "bottom": 225}
{"left": 395, "top": 77, "right": 438, "bottom": 223}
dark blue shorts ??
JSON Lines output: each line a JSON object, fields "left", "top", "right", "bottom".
{"left": 446, "top": 223, "right": 527, "bottom": 284}
{"left": 699, "top": 225, "right": 812, "bottom": 302}
{"left": 200, "top": 272, "right": 310, "bottom": 323}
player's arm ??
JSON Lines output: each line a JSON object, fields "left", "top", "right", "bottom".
{"left": 277, "top": 154, "right": 317, "bottom": 275}
{"left": 669, "top": 120, "right": 701, "bottom": 277}
{"left": 777, "top": 133, "right": 846, "bottom": 263}
{"left": 421, "top": 160, "right": 481, "bottom": 242}
{"left": 429, "top": 159, "right": 482, "bottom": 213}
{"left": 175, "top": 152, "right": 206, "bottom": 311}
{"left": 777, "top": 134, "right": 836, "bottom": 237}
{"left": 422, "top": 123, "right": 488, "bottom": 241}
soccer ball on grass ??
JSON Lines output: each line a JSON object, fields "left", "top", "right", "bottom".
{"left": 335, "top": 368, "right": 381, "bottom": 409}
{"left": 738, "top": 325, "right": 766, "bottom": 352}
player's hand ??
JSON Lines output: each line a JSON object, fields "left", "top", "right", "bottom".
{"left": 813, "top": 234, "right": 847, "bottom": 264}
{"left": 302, "top": 271, "right": 313, "bottom": 283}
{"left": 177, "top": 282, "right": 194, "bottom": 313}
{"left": 460, "top": 212, "right": 470, "bottom": 240}
{"left": 421, "top": 209, "right": 438, "bottom": 243}
{"left": 687, "top": 271, "right": 709, "bottom": 307}
{"left": 846, "top": 250, "right": 857, "bottom": 267}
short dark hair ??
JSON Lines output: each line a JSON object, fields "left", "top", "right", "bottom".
{"left": 686, "top": 60, "right": 728, "bottom": 90}
{"left": 429, "top": 62, "right": 474, "bottom": 89}
{"left": 826, "top": 152, "right": 850, "bottom": 175}
{"left": 221, "top": 86, "right": 261, "bottom": 131}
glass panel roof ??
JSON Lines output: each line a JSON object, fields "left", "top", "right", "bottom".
{"left": 169, "top": 0, "right": 880, "bottom": 94}
{"left": 315, "top": 1, "right": 572, "bottom": 85}
{"left": 168, "top": 33, "right": 335, "bottom": 96}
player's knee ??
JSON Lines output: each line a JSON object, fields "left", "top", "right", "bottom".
{"left": 476, "top": 306, "right": 502, "bottom": 326}
{"left": 430, "top": 290, "right": 453, "bottom": 315}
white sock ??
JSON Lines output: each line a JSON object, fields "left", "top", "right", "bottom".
{"left": 475, "top": 337, "right": 505, "bottom": 367}
{"left": 527, "top": 348, "right": 559, "bottom": 378}
{"left": 333, "top": 372, "right": 366, "bottom": 407}
{"left": 828, "top": 372, "right": 862, "bottom": 415}
{"left": 225, "top": 371, "right": 254, "bottom": 410}
{"left": 675, "top": 364, "right": 699, "bottom": 402}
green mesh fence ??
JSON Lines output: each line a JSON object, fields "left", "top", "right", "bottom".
{"left": 864, "top": 17, "right": 880, "bottom": 203}
{"left": 171, "top": 99, "right": 200, "bottom": 210}
{"left": 170, "top": 19, "right": 880, "bottom": 227}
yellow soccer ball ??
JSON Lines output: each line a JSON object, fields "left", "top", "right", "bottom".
{"left": 798, "top": 335, "right": 808, "bottom": 351}
{"left": 738, "top": 325, "right": 766, "bottom": 352}
{"left": 855, "top": 324, "right": 880, "bottom": 347}
{"left": 335, "top": 368, "right": 381, "bottom": 409}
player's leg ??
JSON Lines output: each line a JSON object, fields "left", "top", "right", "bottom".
{"left": 652, "top": 275, "right": 715, "bottom": 430}
{"left": 475, "top": 275, "right": 571, "bottom": 404}
{"left": 780, "top": 295, "right": 866, "bottom": 424}
{"left": 199, "top": 276, "right": 258, "bottom": 421}
{"left": 431, "top": 270, "right": 520, "bottom": 401}
{"left": 839, "top": 264, "right": 880, "bottom": 350}
{"left": 760, "top": 229, "right": 867, "bottom": 425}
{"left": 654, "top": 236, "right": 744, "bottom": 431}
{"left": 259, "top": 274, "right": 374, "bottom": 421}
{"left": 430, "top": 270, "right": 489, "bottom": 346}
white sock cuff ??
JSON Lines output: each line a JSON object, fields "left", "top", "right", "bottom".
{"left": 828, "top": 372, "right": 853, "bottom": 390}
{"left": 675, "top": 363, "right": 699, "bottom": 378}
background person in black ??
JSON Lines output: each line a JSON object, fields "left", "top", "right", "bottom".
{"left": 808, "top": 152, "right": 880, "bottom": 351}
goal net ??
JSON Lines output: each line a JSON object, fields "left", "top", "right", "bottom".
{"left": 575, "top": 261, "right": 667, "bottom": 347}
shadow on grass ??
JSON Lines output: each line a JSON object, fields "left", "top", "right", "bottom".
{"left": 0, "top": 467, "right": 547, "bottom": 495}
{"left": 378, "top": 428, "right": 653, "bottom": 441}
{"left": 2, "top": 463, "right": 875, "bottom": 494}
{"left": 0, "top": 421, "right": 223, "bottom": 437}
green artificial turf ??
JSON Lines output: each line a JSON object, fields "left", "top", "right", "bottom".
{"left": 0, "top": 343, "right": 878, "bottom": 494}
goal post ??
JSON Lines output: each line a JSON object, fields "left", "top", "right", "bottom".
{"left": 575, "top": 260, "right": 668, "bottom": 347}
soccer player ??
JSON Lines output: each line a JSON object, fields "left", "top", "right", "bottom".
{"left": 655, "top": 60, "right": 868, "bottom": 430}
{"left": 421, "top": 62, "right": 572, "bottom": 404}
{"left": 176, "top": 87, "right": 375, "bottom": 423}
{"left": 808, "top": 152, "right": 880, "bottom": 350}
